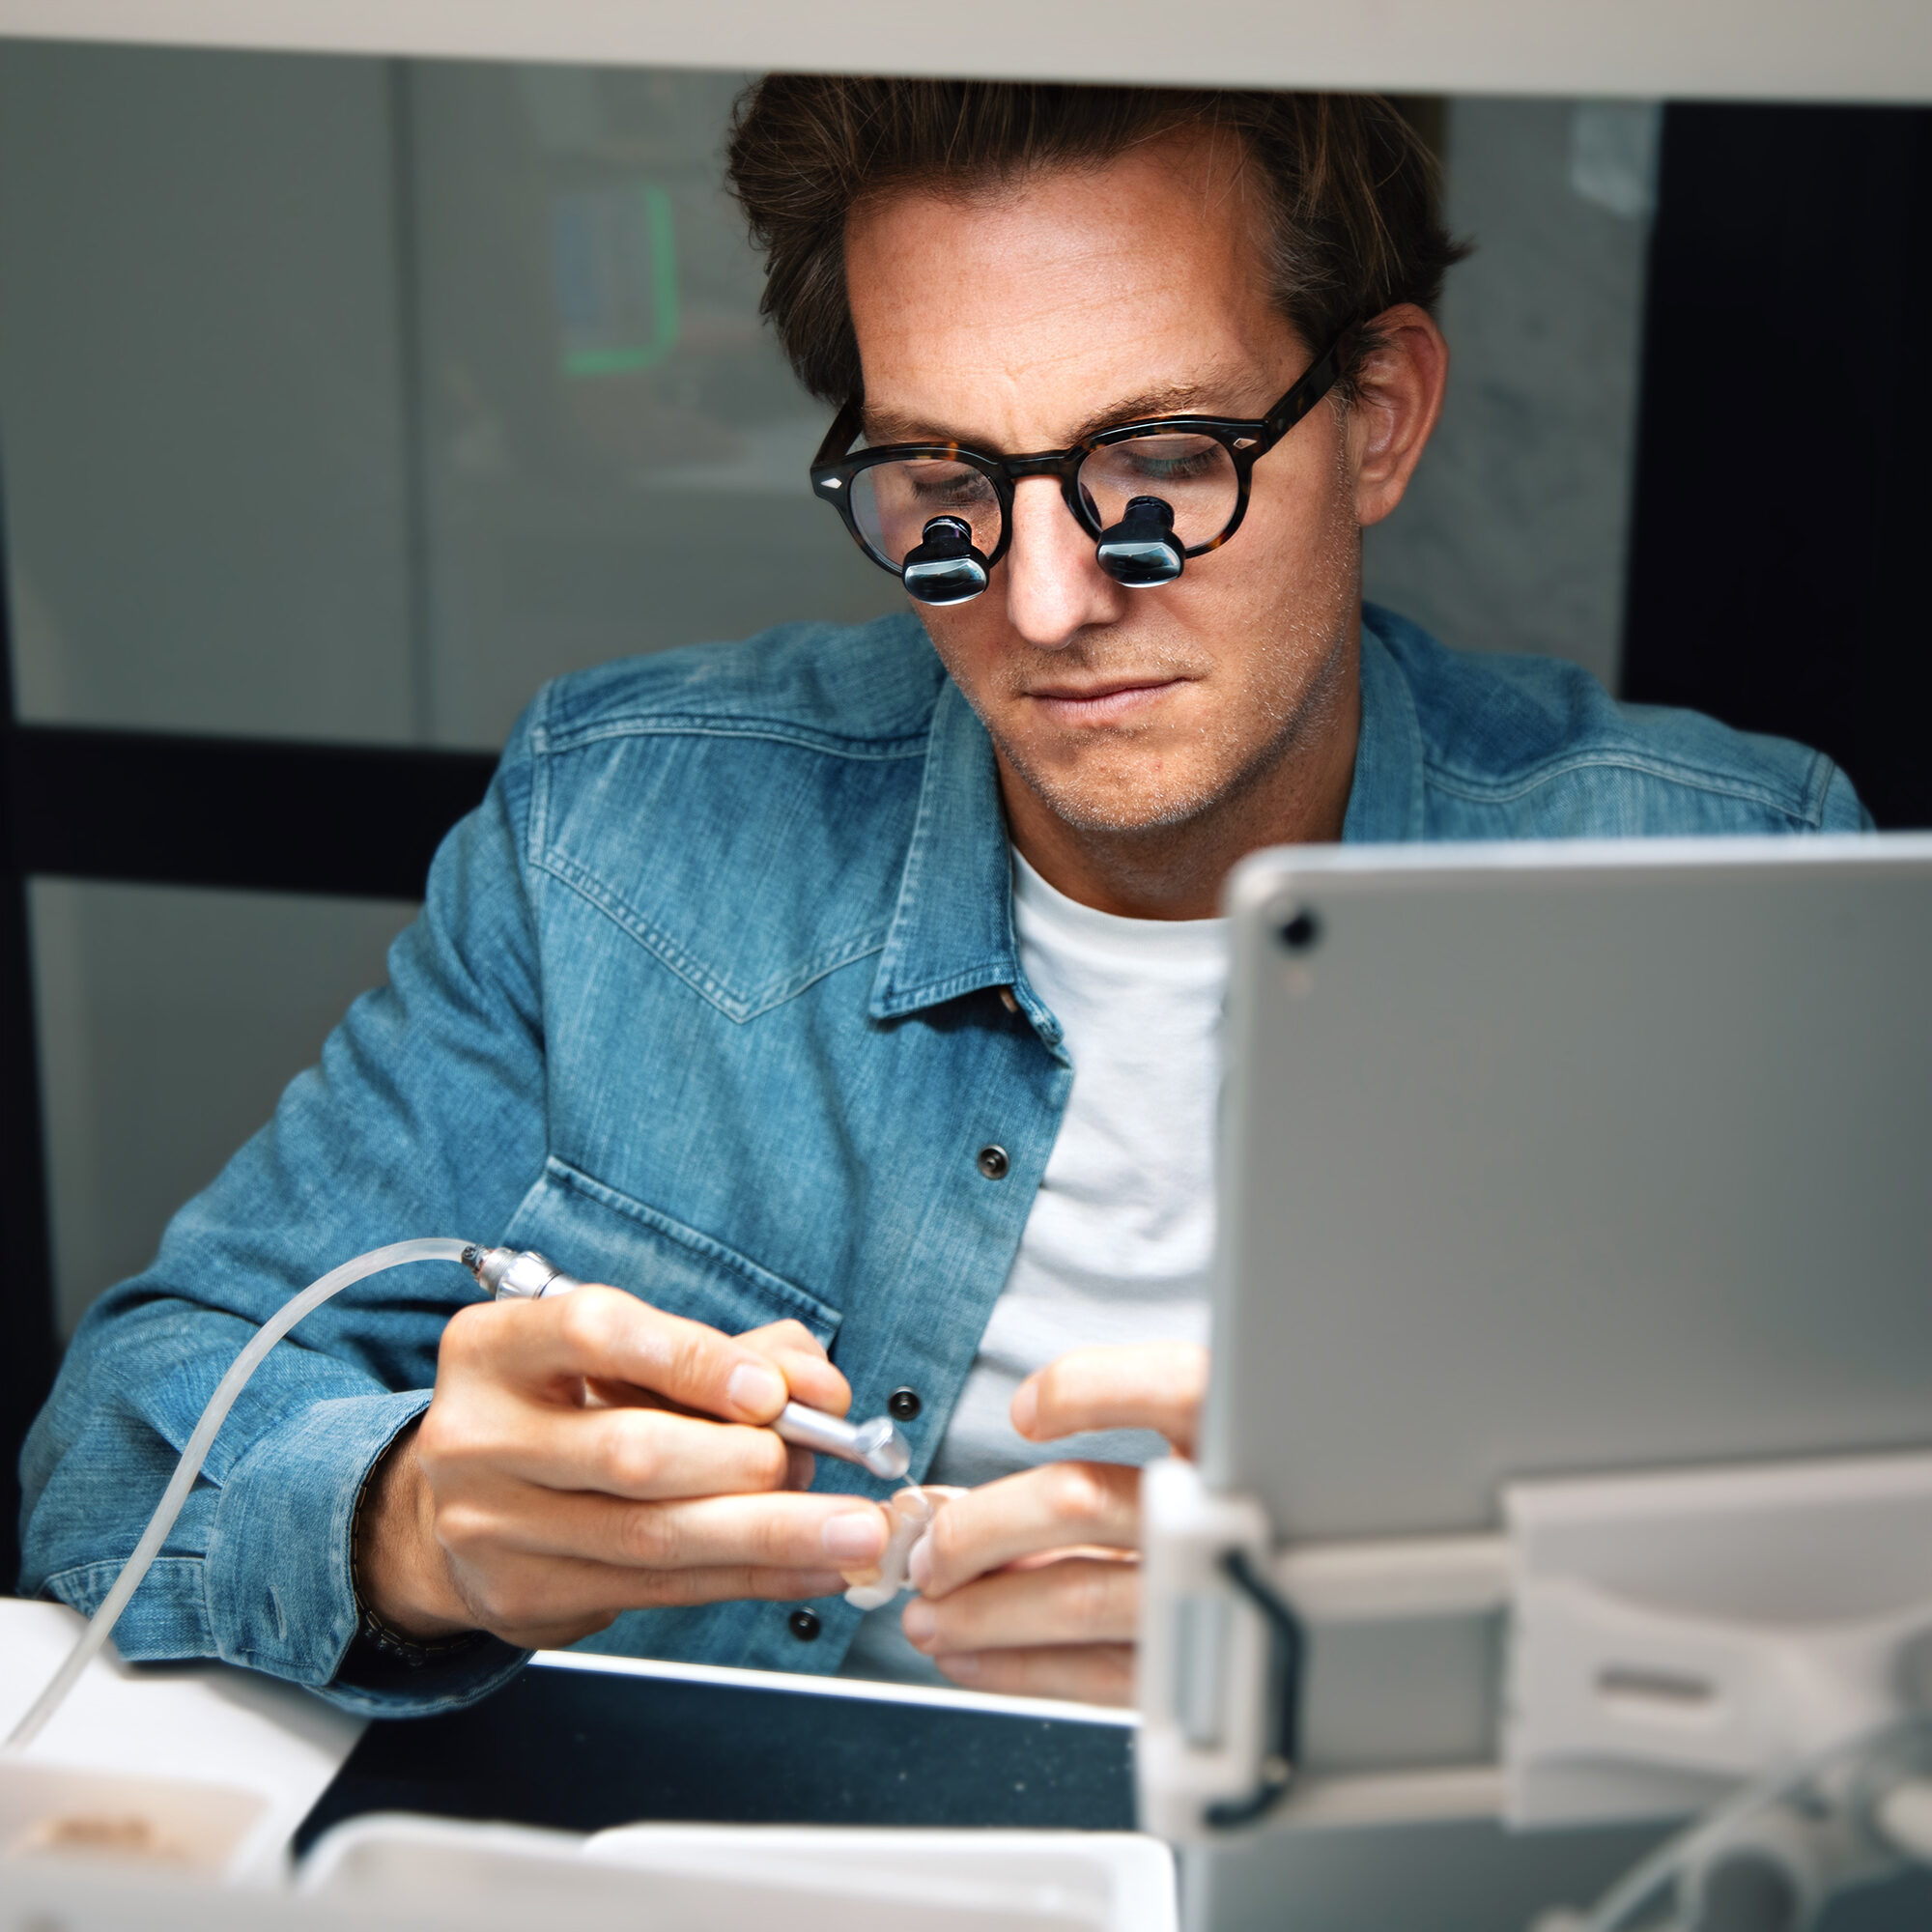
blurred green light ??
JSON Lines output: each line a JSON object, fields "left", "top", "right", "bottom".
{"left": 562, "top": 183, "right": 679, "bottom": 380}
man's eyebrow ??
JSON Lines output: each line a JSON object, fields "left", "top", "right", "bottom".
{"left": 1062, "top": 384, "right": 1228, "bottom": 444}
{"left": 860, "top": 382, "right": 1234, "bottom": 454}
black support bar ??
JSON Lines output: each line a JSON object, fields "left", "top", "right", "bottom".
{"left": 4, "top": 724, "right": 498, "bottom": 901}
{"left": 0, "top": 483, "right": 54, "bottom": 1595}
{"left": 1622, "top": 103, "right": 1932, "bottom": 830}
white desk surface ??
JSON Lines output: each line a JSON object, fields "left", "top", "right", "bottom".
{"left": 0, "top": 1599, "right": 363, "bottom": 1876}
{"left": 0, "top": 1597, "right": 1134, "bottom": 1872}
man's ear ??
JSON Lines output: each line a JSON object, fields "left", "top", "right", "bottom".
{"left": 1348, "top": 303, "right": 1449, "bottom": 529}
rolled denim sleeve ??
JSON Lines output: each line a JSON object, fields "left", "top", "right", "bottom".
{"left": 19, "top": 704, "right": 554, "bottom": 1717}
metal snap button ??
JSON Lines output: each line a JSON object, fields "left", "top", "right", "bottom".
{"left": 788, "top": 1607, "right": 822, "bottom": 1641}
{"left": 976, "top": 1145, "right": 1009, "bottom": 1179}
{"left": 887, "top": 1386, "right": 922, "bottom": 1422}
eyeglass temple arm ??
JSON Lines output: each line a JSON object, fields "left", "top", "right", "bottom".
{"left": 1262, "top": 328, "right": 1357, "bottom": 443}
{"left": 813, "top": 398, "right": 867, "bottom": 469}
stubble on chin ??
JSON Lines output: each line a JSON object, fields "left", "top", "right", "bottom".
{"left": 973, "top": 600, "right": 1352, "bottom": 838}
{"left": 979, "top": 644, "right": 1213, "bottom": 835}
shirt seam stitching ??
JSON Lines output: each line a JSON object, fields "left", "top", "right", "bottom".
{"left": 1423, "top": 750, "right": 1825, "bottom": 823}
{"left": 533, "top": 717, "right": 930, "bottom": 761}
{"left": 537, "top": 848, "right": 890, "bottom": 1021}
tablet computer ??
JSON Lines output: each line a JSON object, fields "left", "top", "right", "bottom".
{"left": 1185, "top": 835, "right": 1932, "bottom": 1927}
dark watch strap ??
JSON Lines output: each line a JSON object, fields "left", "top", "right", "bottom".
{"left": 348, "top": 1448, "right": 488, "bottom": 1668}
{"left": 353, "top": 1603, "right": 489, "bottom": 1667}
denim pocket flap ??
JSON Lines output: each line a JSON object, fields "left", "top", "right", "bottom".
{"left": 505, "top": 1156, "right": 841, "bottom": 1347}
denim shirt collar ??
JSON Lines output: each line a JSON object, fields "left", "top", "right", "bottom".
{"left": 869, "top": 676, "right": 1022, "bottom": 1022}
{"left": 870, "top": 614, "right": 1424, "bottom": 1021}
{"left": 1343, "top": 615, "right": 1427, "bottom": 843}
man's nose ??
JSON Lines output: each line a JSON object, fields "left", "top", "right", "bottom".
{"left": 1001, "top": 477, "right": 1128, "bottom": 647}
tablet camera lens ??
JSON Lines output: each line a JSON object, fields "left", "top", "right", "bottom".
{"left": 1275, "top": 910, "right": 1321, "bottom": 952}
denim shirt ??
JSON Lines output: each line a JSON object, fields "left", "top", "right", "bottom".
{"left": 18, "top": 606, "right": 1870, "bottom": 1718}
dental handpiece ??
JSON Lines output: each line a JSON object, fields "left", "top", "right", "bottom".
{"left": 463, "top": 1245, "right": 911, "bottom": 1481}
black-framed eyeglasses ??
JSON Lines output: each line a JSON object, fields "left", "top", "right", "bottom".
{"left": 808, "top": 333, "right": 1350, "bottom": 606}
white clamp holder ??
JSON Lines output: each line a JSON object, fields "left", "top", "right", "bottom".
{"left": 1505, "top": 1450, "right": 1932, "bottom": 1829}
{"left": 1138, "top": 1459, "right": 1288, "bottom": 1844}
{"left": 1139, "top": 1450, "right": 1932, "bottom": 1845}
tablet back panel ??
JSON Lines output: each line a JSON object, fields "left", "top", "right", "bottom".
{"left": 1210, "top": 836, "right": 1932, "bottom": 1541}
{"left": 1208, "top": 836, "right": 1932, "bottom": 1787}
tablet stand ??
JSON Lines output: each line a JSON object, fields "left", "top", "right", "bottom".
{"left": 1140, "top": 1452, "right": 1932, "bottom": 1927}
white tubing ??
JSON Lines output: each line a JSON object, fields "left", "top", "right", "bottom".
{"left": 1877, "top": 1777, "right": 1932, "bottom": 1863}
{"left": 1574, "top": 1719, "right": 1928, "bottom": 1932}
{"left": 5, "top": 1236, "right": 473, "bottom": 1753}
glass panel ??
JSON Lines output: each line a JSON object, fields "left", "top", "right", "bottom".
{"left": 1362, "top": 98, "right": 1660, "bottom": 690}
{"left": 0, "top": 42, "right": 421, "bottom": 743}
{"left": 0, "top": 52, "right": 1656, "bottom": 750}
{"left": 408, "top": 62, "right": 902, "bottom": 749}
{"left": 30, "top": 880, "right": 414, "bottom": 1334}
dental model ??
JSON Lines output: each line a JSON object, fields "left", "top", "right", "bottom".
{"left": 843, "top": 1485, "right": 963, "bottom": 1610}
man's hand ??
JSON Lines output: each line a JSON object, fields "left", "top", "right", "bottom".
{"left": 899, "top": 1341, "right": 1208, "bottom": 1704}
{"left": 355, "top": 1288, "right": 889, "bottom": 1651}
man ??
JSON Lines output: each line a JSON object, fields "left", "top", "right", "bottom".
{"left": 20, "top": 80, "right": 1867, "bottom": 1715}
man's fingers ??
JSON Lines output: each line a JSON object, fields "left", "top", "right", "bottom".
{"left": 902, "top": 1555, "right": 1139, "bottom": 1655}
{"left": 495, "top": 1405, "right": 795, "bottom": 1500}
{"left": 933, "top": 1644, "right": 1136, "bottom": 1708}
{"left": 736, "top": 1319, "right": 851, "bottom": 1417}
{"left": 1009, "top": 1343, "right": 1208, "bottom": 1452}
{"left": 910, "top": 1461, "right": 1140, "bottom": 1598}
{"left": 450, "top": 1555, "right": 848, "bottom": 1646}
{"left": 442, "top": 1287, "right": 793, "bottom": 1424}
{"left": 443, "top": 1484, "right": 891, "bottom": 1575}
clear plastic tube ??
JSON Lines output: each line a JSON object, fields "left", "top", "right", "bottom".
{"left": 5, "top": 1236, "right": 472, "bottom": 1753}
{"left": 1571, "top": 1719, "right": 1932, "bottom": 1932}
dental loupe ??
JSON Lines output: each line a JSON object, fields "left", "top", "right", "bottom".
{"left": 901, "top": 516, "right": 991, "bottom": 606}
{"left": 1094, "top": 495, "right": 1185, "bottom": 586}
{"left": 899, "top": 496, "right": 1184, "bottom": 606}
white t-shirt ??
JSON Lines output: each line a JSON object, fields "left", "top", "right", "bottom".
{"left": 842, "top": 849, "right": 1226, "bottom": 1683}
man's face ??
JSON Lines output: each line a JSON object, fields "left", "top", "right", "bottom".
{"left": 843, "top": 133, "right": 1365, "bottom": 837}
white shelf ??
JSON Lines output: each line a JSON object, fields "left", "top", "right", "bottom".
{"left": 0, "top": 0, "right": 1927, "bottom": 103}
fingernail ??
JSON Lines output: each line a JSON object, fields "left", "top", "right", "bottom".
{"left": 726, "top": 1361, "right": 785, "bottom": 1416}
{"left": 907, "top": 1532, "right": 934, "bottom": 1593}
{"left": 821, "top": 1510, "right": 886, "bottom": 1562}
{"left": 1010, "top": 1379, "right": 1038, "bottom": 1436}
{"left": 901, "top": 1600, "right": 936, "bottom": 1647}
{"left": 938, "top": 1652, "right": 981, "bottom": 1682}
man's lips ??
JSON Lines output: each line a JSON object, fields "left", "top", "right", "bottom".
{"left": 1022, "top": 676, "right": 1188, "bottom": 725}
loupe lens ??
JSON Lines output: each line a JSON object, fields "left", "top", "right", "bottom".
{"left": 1095, "top": 494, "right": 1186, "bottom": 587}
{"left": 900, "top": 514, "right": 991, "bottom": 606}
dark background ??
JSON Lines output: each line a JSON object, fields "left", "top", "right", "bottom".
{"left": 1622, "top": 104, "right": 1932, "bottom": 830}
{"left": 5, "top": 100, "right": 1930, "bottom": 1592}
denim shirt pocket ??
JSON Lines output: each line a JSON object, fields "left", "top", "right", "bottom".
{"left": 502, "top": 1155, "right": 842, "bottom": 1346}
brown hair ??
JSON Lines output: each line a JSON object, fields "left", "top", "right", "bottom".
{"left": 725, "top": 77, "right": 1463, "bottom": 406}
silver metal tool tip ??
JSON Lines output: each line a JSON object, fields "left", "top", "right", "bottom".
{"left": 854, "top": 1418, "right": 912, "bottom": 1481}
